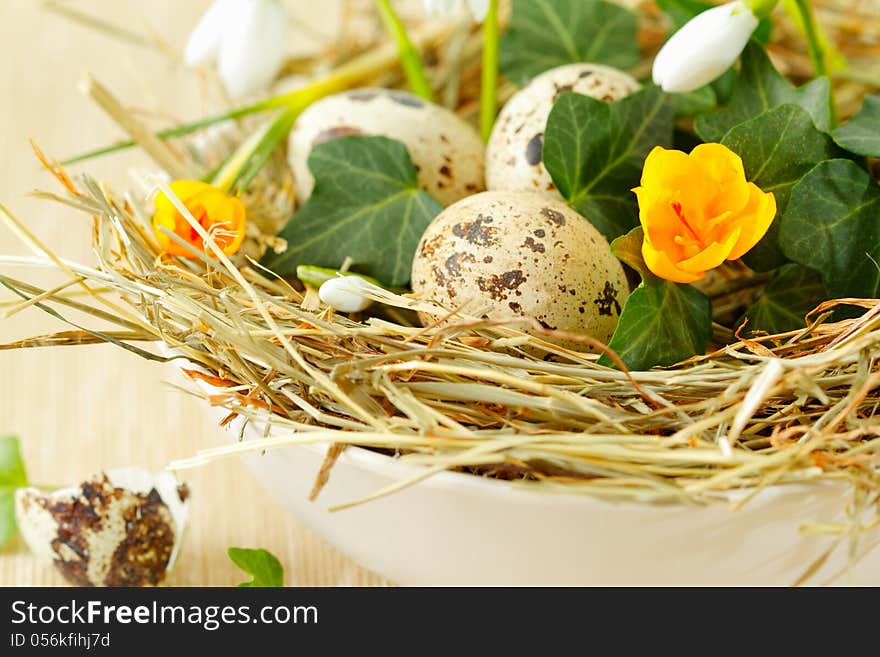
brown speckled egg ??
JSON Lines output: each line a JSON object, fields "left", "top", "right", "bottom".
{"left": 486, "top": 64, "right": 640, "bottom": 197}
{"left": 411, "top": 191, "right": 629, "bottom": 351}
{"left": 15, "top": 469, "right": 189, "bottom": 587}
{"left": 289, "top": 88, "right": 485, "bottom": 206}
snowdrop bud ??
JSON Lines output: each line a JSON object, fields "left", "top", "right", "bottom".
{"left": 185, "top": 0, "right": 288, "bottom": 99}
{"left": 423, "top": 0, "right": 490, "bottom": 22}
{"left": 652, "top": 1, "right": 759, "bottom": 93}
{"left": 184, "top": 0, "right": 237, "bottom": 67}
{"left": 319, "top": 276, "right": 373, "bottom": 313}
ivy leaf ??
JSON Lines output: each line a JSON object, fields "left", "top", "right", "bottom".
{"left": 0, "top": 436, "right": 28, "bottom": 547}
{"left": 721, "top": 104, "right": 843, "bottom": 271}
{"left": 695, "top": 42, "right": 832, "bottom": 143}
{"left": 656, "top": 0, "right": 713, "bottom": 29}
{"left": 228, "top": 547, "right": 284, "bottom": 587}
{"left": 832, "top": 95, "right": 880, "bottom": 157}
{"left": 607, "top": 226, "right": 651, "bottom": 280}
{"left": 598, "top": 227, "right": 712, "bottom": 370}
{"left": 499, "top": 0, "right": 640, "bottom": 85}
{"left": 599, "top": 280, "right": 712, "bottom": 370}
{"left": 543, "top": 87, "right": 674, "bottom": 241}
{"left": 710, "top": 68, "right": 737, "bottom": 106}
{"left": 739, "top": 264, "right": 826, "bottom": 335}
{"left": 671, "top": 86, "right": 717, "bottom": 120}
{"left": 263, "top": 136, "right": 442, "bottom": 286}
{"left": 780, "top": 159, "right": 880, "bottom": 298}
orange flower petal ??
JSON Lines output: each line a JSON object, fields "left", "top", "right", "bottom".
{"left": 642, "top": 236, "right": 705, "bottom": 284}
{"left": 677, "top": 226, "right": 741, "bottom": 273}
{"left": 690, "top": 143, "right": 745, "bottom": 183}
{"left": 152, "top": 181, "right": 247, "bottom": 258}
{"left": 154, "top": 180, "right": 214, "bottom": 216}
{"left": 635, "top": 142, "right": 776, "bottom": 283}
{"left": 727, "top": 184, "right": 777, "bottom": 260}
{"left": 639, "top": 146, "right": 699, "bottom": 189}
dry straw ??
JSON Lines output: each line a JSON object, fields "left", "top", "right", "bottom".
{"left": 2, "top": 0, "right": 880, "bottom": 565}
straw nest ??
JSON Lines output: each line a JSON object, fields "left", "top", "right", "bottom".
{"left": 2, "top": 1, "right": 880, "bottom": 540}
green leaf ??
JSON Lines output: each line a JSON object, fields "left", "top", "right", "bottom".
{"left": 499, "top": 0, "right": 640, "bottom": 85}
{"left": 833, "top": 95, "right": 880, "bottom": 157}
{"left": 695, "top": 42, "right": 832, "bottom": 143}
{"left": 0, "top": 436, "right": 28, "bottom": 546}
{"left": 710, "top": 68, "right": 737, "bottom": 106}
{"left": 671, "top": 85, "right": 717, "bottom": 120}
{"left": 780, "top": 159, "right": 880, "bottom": 298}
{"left": 656, "top": 0, "right": 712, "bottom": 29}
{"left": 598, "top": 279, "right": 712, "bottom": 370}
{"left": 542, "top": 86, "right": 674, "bottom": 241}
{"left": 601, "top": 227, "right": 711, "bottom": 370}
{"left": 263, "top": 136, "right": 443, "bottom": 286}
{"left": 739, "top": 264, "right": 826, "bottom": 335}
{"left": 721, "top": 104, "right": 843, "bottom": 271}
{"left": 608, "top": 226, "right": 652, "bottom": 281}
{"left": 228, "top": 547, "right": 284, "bottom": 587}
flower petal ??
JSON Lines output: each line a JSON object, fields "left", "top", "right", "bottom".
{"left": 184, "top": 0, "right": 237, "bottom": 67}
{"left": 153, "top": 181, "right": 247, "bottom": 257}
{"left": 153, "top": 180, "right": 214, "bottom": 216}
{"left": 638, "top": 146, "right": 696, "bottom": 189}
{"left": 642, "top": 236, "right": 704, "bottom": 283}
{"left": 691, "top": 143, "right": 751, "bottom": 217}
{"left": 677, "top": 226, "right": 741, "bottom": 273}
{"left": 727, "top": 183, "right": 777, "bottom": 260}
{"left": 652, "top": 0, "right": 759, "bottom": 93}
{"left": 218, "top": 0, "right": 288, "bottom": 98}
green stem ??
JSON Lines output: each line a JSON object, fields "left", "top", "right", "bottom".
{"left": 60, "top": 83, "right": 334, "bottom": 167}
{"left": 211, "top": 106, "right": 300, "bottom": 193}
{"left": 374, "top": 0, "right": 434, "bottom": 101}
{"left": 793, "top": 0, "right": 825, "bottom": 77}
{"left": 744, "top": 0, "right": 780, "bottom": 19}
{"left": 480, "top": 0, "right": 500, "bottom": 143}
{"left": 791, "top": 0, "right": 837, "bottom": 127}
{"left": 61, "top": 22, "right": 450, "bottom": 167}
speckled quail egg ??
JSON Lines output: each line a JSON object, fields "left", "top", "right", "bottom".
{"left": 288, "top": 88, "right": 485, "bottom": 206}
{"left": 411, "top": 191, "right": 629, "bottom": 350}
{"left": 15, "top": 468, "right": 189, "bottom": 587}
{"left": 486, "top": 63, "right": 640, "bottom": 197}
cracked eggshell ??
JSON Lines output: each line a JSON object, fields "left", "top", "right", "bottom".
{"left": 15, "top": 468, "right": 190, "bottom": 587}
{"left": 411, "top": 191, "right": 629, "bottom": 351}
{"left": 486, "top": 63, "right": 640, "bottom": 197}
{"left": 288, "top": 88, "right": 485, "bottom": 206}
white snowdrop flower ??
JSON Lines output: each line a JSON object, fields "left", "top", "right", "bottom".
{"left": 652, "top": 1, "right": 759, "bottom": 93}
{"left": 423, "top": 0, "right": 490, "bottom": 22}
{"left": 319, "top": 276, "right": 374, "bottom": 313}
{"left": 185, "top": 0, "right": 288, "bottom": 99}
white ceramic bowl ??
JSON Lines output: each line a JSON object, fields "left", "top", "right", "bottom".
{"left": 200, "top": 403, "right": 879, "bottom": 586}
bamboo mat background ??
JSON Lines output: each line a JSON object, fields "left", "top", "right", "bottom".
{"left": 0, "top": 0, "right": 388, "bottom": 587}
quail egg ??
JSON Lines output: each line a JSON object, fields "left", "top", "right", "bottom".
{"left": 411, "top": 191, "right": 629, "bottom": 350}
{"left": 15, "top": 468, "right": 189, "bottom": 587}
{"left": 289, "top": 88, "right": 485, "bottom": 206}
{"left": 486, "top": 63, "right": 640, "bottom": 197}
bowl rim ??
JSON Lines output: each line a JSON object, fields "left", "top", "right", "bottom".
{"left": 245, "top": 423, "right": 843, "bottom": 508}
